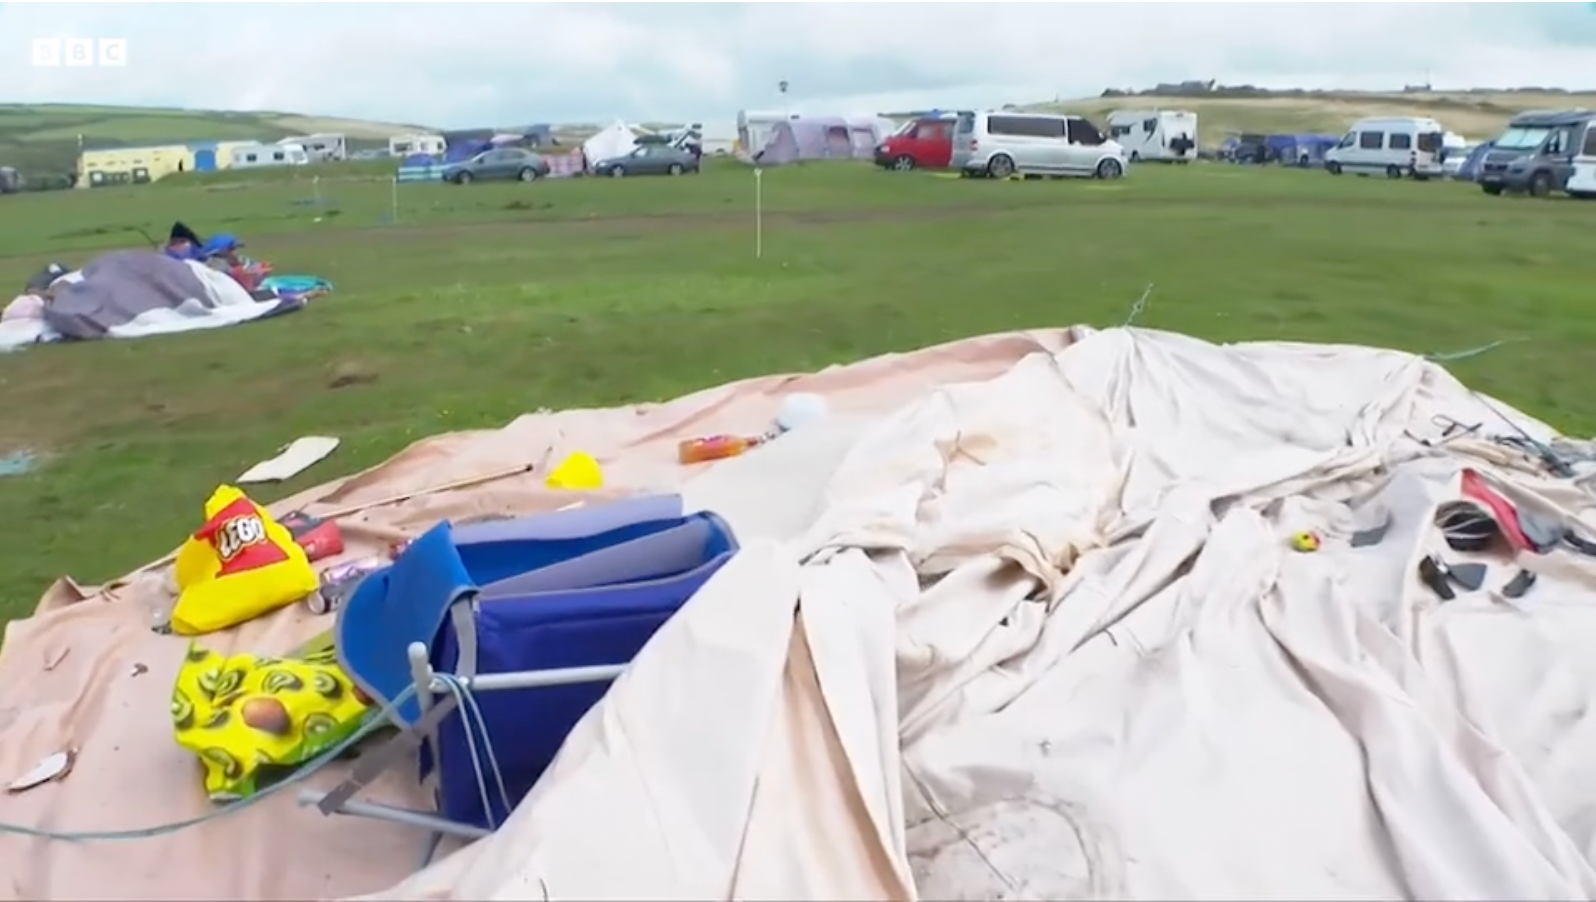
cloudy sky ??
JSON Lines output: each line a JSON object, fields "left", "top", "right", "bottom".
{"left": 2, "top": 2, "right": 1594, "bottom": 128}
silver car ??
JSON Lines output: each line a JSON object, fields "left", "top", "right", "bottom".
{"left": 590, "top": 145, "right": 700, "bottom": 177}
{"left": 951, "top": 111, "right": 1128, "bottom": 180}
{"left": 443, "top": 148, "right": 551, "bottom": 184}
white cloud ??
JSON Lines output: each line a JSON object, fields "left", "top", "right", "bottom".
{"left": 0, "top": 2, "right": 1592, "bottom": 128}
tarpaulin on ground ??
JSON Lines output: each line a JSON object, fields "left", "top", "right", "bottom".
{"left": 4, "top": 326, "right": 1596, "bottom": 900}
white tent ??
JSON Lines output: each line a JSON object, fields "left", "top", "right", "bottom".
{"left": 581, "top": 122, "right": 639, "bottom": 170}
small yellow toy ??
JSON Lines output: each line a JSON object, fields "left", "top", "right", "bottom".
{"left": 545, "top": 451, "right": 603, "bottom": 491}
{"left": 1289, "top": 531, "right": 1322, "bottom": 553}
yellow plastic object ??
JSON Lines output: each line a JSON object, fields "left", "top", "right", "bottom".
{"left": 171, "top": 633, "right": 374, "bottom": 800}
{"left": 170, "top": 485, "right": 319, "bottom": 636}
{"left": 1289, "top": 531, "right": 1322, "bottom": 553}
{"left": 545, "top": 451, "right": 603, "bottom": 490}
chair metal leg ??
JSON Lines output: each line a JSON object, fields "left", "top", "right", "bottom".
{"left": 297, "top": 789, "right": 491, "bottom": 841}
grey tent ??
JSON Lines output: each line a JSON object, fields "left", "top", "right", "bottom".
{"left": 0, "top": 167, "right": 20, "bottom": 194}
{"left": 44, "top": 251, "right": 301, "bottom": 340}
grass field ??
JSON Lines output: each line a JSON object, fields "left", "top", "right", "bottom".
{"left": 0, "top": 160, "right": 1591, "bottom": 622}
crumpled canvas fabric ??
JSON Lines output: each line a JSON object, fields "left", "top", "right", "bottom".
{"left": 7, "top": 325, "right": 1596, "bottom": 901}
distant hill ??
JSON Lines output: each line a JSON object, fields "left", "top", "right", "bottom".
{"left": 0, "top": 104, "right": 427, "bottom": 175}
{"left": 1020, "top": 87, "right": 1596, "bottom": 145}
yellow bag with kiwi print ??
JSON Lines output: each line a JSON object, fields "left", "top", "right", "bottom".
{"left": 170, "top": 631, "right": 376, "bottom": 800}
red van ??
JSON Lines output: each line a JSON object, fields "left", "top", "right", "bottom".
{"left": 875, "top": 116, "right": 955, "bottom": 171}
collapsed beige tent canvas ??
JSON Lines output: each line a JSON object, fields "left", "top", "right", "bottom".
{"left": 4, "top": 325, "right": 1596, "bottom": 900}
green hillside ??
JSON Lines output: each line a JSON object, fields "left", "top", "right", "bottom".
{"left": 0, "top": 104, "right": 424, "bottom": 177}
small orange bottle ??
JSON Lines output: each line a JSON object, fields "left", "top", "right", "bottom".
{"left": 677, "top": 433, "right": 766, "bottom": 464}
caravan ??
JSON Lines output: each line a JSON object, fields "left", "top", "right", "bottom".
{"left": 1324, "top": 117, "right": 1446, "bottom": 179}
{"left": 280, "top": 133, "right": 346, "bottom": 162}
{"left": 1106, "top": 110, "right": 1198, "bottom": 163}
{"left": 389, "top": 133, "right": 447, "bottom": 158}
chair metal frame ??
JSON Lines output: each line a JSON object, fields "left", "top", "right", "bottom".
{"left": 296, "top": 498, "right": 728, "bottom": 864}
{"left": 299, "top": 599, "right": 627, "bottom": 853}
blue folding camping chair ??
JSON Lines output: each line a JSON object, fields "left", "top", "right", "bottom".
{"left": 299, "top": 494, "right": 738, "bottom": 850}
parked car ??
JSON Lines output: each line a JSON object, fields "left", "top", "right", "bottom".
{"left": 590, "top": 145, "right": 700, "bottom": 177}
{"left": 950, "top": 111, "right": 1127, "bottom": 179}
{"left": 874, "top": 115, "right": 956, "bottom": 170}
{"left": 443, "top": 148, "right": 550, "bottom": 184}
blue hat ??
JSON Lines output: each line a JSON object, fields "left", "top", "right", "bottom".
{"left": 200, "top": 233, "right": 241, "bottom": 258}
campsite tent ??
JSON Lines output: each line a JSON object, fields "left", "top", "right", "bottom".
{"left": 444, "top": 139, "right": 492, "bottom": 164}
{"left": 745, "top": 115, "right": 894, "bottom": 166}
{"left": 1265, "top": 134, "right": 1339, "bottom": 167}
{"left": 582, "top": 122, "right": 639, "bottom": 169}
{"left": 0, "top": 166, "right": 19, "bottom": 194}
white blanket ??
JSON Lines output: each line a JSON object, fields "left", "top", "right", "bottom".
{"left": 355, "top": 326, "right": 1596, "bottom": 901}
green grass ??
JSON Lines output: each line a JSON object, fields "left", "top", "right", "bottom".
{"left": 0, "top": 161, "right": 1590, "bottom": 622}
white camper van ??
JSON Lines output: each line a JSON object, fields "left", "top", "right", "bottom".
{"left": 1106, "top": 110, "right": 1198, "bottom": 163}
{"left": 1324, "top": 116, "right": 1446, "bottom": 179}
{"left": 951, "top": 111, "right": 1128, "bottom": 179}
{"left": 1567, "top": 118, "right": 1596, "bottom": 198}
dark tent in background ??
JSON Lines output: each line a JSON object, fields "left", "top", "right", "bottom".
{"left": 444, "top": 139, "right": 493, "bottom": 164}
{"left": 442, "top": 125, "right": 556, "bottom": 154}
{"left": 0, "top": 166, "right": 20, "bottom": 194}
{"left": 1265, "top": 134, "right": 1339, "bottom": 167}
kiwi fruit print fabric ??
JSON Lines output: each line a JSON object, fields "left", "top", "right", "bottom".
{"left": 171, "top": 631, "right": 376, "bottom": 800}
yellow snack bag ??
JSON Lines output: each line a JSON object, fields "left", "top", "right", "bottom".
{"left": 171, "top": 633, "right": 376, "bottom": 800}
{"left": 170, "top": 485, "right": 319, "bottom": 636}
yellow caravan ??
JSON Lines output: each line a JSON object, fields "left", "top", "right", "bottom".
{"left": 77, "top": 144, "right": 194, "bottom": 188}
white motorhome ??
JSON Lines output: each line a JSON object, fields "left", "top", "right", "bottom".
{"left": 1324, "top": 116, "right": 1446, "bottom": 180}
{"left": 1568, "top": 118, "right": 1596, "bottom": 198}
{"left": 1106, "top": 110, "right": 1198, "bottom": 163}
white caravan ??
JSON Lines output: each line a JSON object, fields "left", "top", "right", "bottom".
{"left": 1324, "top": 116, "right": 1446, "bottom": 179}
{"left": 1106, "top": 110, "right": 1198, "bottom": 163}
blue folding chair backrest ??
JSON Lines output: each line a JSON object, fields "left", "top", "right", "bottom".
{"left": 430, "top": 508, "right": 738, "bottom": 829}
{"left": 337, "top": 495, "right": 690, "bottom": 725}
{"left": 336, "top": 523, "right": 474, "bottom": 725}
{"left": 334, "top": 495, "right": 740, "bottom": 831}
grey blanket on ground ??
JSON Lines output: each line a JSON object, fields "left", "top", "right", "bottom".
{"left": 44, "top": 251, "right": 217, "bottom": 339}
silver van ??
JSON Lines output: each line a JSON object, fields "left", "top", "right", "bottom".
{"left": 951, "top": 111, "right": 1128, "bottom": 180}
